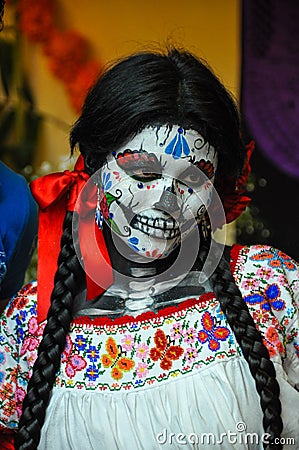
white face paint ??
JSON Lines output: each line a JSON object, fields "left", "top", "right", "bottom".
{"left": 95, "top": 125, "right": 217, "bottom": 259}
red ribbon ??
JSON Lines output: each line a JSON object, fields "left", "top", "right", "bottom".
{"left": 30, "top": 155, "right": 113, "bottom": 323}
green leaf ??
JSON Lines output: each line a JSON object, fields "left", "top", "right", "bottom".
{"left": 105, "top": 192, "right": 117, "bottom": 206}
{"left": 109, "top": 218, "right": 122, "bottom": 235}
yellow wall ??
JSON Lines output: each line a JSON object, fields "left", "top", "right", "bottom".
{"left": 17, "top": 0, "right": 241, "bottom": 166}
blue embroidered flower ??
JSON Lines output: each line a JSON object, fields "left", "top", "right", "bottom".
{"left": 16, "top": 327, "right": 25, "bottom": 344}
{"left": 86, "top": 365, "right": 99, "bottom": 381}
{"left": 128, "top": 237, "right": 140, "bottom": 252}
{"left": 165, "top": 127, "right": 190, "bottom": 159}
{"left": 244, "top": 284, "right": 285, "bottom": 311}
{"left": 75, "top": 335, "right": 87, "bottom": 351}
{"left": 87, "top": 345, "right": 100, "bottom": 362}
{"left": 0, "top": 371, "right": 5, "bottom": 383}
{"left": 0, "top": 351, "right": 5, "bottom": 364}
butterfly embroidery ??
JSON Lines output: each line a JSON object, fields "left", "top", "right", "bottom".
{"left": 250, "top": 249, "right": 296, "bottom": 270}
{"left": 101, "top": 337, "right": 135, "bottom": 380}
{"left": 244, "top": 284, "right": 286, "bottom": 311}
{"left": 150, "top": 329, "right": 184, "bottom": 370}
{"left": 197, "top": 311, "right": 230, "bottom": 351}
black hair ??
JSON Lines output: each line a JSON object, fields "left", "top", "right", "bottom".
{"left": 15, "top": 48, "right": 283, "bottom": 449}
{"left": 0, "top": 0, "right": 5, "bottom": 31}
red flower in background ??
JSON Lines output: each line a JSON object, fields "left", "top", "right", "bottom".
{"left": 44, "top": 29, "right": 88, "bottom": 83}
{"left": 17, "top": 0, "right": 55, "bottom": 43}
{"left": 15, "top": 0, "right": 102, "bottom": 113}
{"left": 67, "top": 60, "right": 101, "bottom": 113}
{"left": 215, "top": 140, "right": 254, "bottom": 225}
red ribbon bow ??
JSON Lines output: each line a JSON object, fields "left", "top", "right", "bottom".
{"left": 30, "top": 155, "right": 113, "bottom": 323}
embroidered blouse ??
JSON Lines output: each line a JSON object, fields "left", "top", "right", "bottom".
{"left": 0, "top": 245, "right": 298, "bottom": 449}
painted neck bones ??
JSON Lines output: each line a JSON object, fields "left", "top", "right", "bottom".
{"left": 96, "top": 125, "right": 217, "bottom": 259}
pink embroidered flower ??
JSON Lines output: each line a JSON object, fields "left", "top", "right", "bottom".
{"left": 136, "top": 362, "right": 149, "bottom": 379}
{"left": 241, "top": 278, "right": 260, "bottom": 290}
{"left": 185, "top": 347, "right": 198, "bottom": 362}
{"left": 256, "top": 267, "right": 275, "bottom": 280}
{"left": 20, "top": 336, "right": 40, "bottom": 356}
{"left": 62, "top": 335, "right": 73, "bottom": 362}
{"left": 170, "top": 323, "right": 183, "bottom": 340}
{"left": 121, "top": 334, "right": 134, "bottom": 351}
{"left": 183, "top": 327, "right": 197, "bottom": 344}
{"left": 135, "top": 343, "right": 149, "bottom": 359}
{"left": 65, "top": 354, "right": 87, "bottom": 378}
{"left": 28, "top": 316, "right": 43, "bottom": 335}
{"left": 15, "top": 386, "right": 26, "bottom": 419}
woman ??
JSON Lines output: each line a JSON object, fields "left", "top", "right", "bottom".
{"left": 0, "top": 48, "right": 298, "bottom": 449}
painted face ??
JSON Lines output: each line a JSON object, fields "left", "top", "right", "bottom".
{"left": 96, "top": 125, "right": 217, "bottom": 259}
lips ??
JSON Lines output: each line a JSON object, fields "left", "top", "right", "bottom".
{"left": 131, "top": 213, "right": 180, "bottom": 239}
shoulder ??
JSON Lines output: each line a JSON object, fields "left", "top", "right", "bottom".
{"left": 231, "top": 244, "right": 298, "bottom": 287}
{"left": 0, "top": 281, "right": 44, "bottom": 431}
{"left": 231, "top": 245, "right": 299, "bottom": 362}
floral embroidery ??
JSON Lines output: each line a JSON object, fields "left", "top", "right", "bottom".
{"left": 263, "top": 327, "right": 286, "bottom": 358}
{"left": 1, "top": 244, "right": 298, "bottom": 433}
{"left": 197, "top": 311, "right": 230, "bottom": 351}
{"left": 250, "top": 249, "right": 296, "bottom": 271}
{"left": 149, "top": 329, "right": 184, "bottom": 370}
{"left": 244, "top": 284, "right": 286, "bottom": 311}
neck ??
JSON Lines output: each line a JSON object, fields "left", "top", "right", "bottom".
{"left": 102, "top": 223, "right": 180, "bottom": 279}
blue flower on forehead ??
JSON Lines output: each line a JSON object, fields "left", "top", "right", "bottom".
{"left": 164, "top": 127, "right": 190, "bottom": 159}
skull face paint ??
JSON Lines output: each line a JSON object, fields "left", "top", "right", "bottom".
{"left": 96, "top": 125, "right": 217, "bottom": 259}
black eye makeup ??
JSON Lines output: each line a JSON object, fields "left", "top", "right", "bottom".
{"left": 115, "top": 150, "right": 162, "bottom": 182}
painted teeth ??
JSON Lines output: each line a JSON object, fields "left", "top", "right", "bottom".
{"left": 132, "top": 214, "right": 180, "bottom": 239}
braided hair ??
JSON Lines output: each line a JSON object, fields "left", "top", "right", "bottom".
{"left": 16, "top": 48, "right": 283, "bottom": 449}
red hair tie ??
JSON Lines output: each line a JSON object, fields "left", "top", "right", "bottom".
{"left": 30, "top": 155, "right": 113, "bottom": 323}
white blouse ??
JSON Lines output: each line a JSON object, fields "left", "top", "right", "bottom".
{"left": 0, "top": 245, "right": 298, "bottom": 449}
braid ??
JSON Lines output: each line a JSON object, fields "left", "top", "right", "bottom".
{"left": 207, "top": 244, "right": 283, "bottom": 449}
{"left": 15, "top": 211, "right": 85, "bottom": 450}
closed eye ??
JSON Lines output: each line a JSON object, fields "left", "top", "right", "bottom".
{"left": 116, "top": 150, "right": 162, "bottom": 182}
{"left": 179, "top": 166, "right": 205, "bottom": 186}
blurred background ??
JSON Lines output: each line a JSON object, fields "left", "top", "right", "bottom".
{"left": 1, "top": 0, "right": 299, "bottom": 266}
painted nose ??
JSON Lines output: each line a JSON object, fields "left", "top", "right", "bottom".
{"left": 154, "top": 186, "right": 180, "bottom": 213}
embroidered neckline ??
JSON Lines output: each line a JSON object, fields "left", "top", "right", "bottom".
{"left": 72, "top": 244, "right": 245, "bottom": 327}
{"left": 72, "top": 292, "right": 216, "bottom": 326}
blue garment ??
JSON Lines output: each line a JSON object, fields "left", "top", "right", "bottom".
{"left": 0, "top": 162, "right": 38, "bottom": 299}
